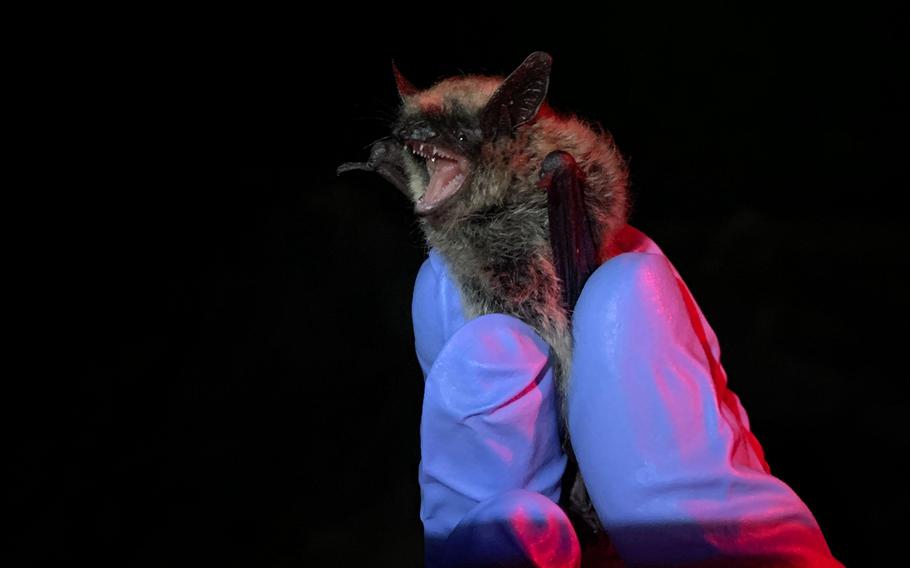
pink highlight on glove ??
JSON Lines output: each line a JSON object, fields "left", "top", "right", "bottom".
{"left": 569, "top": 227, "right": 842, "bottom": 566}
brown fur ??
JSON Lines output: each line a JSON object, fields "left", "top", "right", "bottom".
{"left": 392, "top": 65, "right": 634, "bottom": 542}
{"left": 398, "top": 74, "right": 630, "bottom": 402}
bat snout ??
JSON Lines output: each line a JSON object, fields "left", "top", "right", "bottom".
{"left": 399, "top": 122, "right": 437, "bottom": 142}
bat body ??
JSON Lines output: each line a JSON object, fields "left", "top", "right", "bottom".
{"left": 339, "top": 52, "right": 629, "bottom": 547}
{"left": 342, "top": 53, "right": 629, "bottom": 397}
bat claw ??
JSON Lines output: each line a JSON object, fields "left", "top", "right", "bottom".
{"left": 336, "top": 162, "right": 373, "bottom": 176}
{"left": 541, "top": 151, "right": 577, "bottom": 176}
{"left": 337, "top": 138, "right": 410, "bottom": 196}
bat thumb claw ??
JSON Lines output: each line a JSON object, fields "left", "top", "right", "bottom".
{"left": 336, "top": 162, "right": 373, "bottom": 176}
{"left": 541, "top": 151, "right": 577, "bottom": 175}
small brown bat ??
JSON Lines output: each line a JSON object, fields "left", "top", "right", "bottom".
{"left": 339, "top": 51, "right": 630, "bottom": 549}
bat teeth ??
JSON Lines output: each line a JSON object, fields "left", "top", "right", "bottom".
{"left": 407, "top": 141, "right": 457, "bottom": 162}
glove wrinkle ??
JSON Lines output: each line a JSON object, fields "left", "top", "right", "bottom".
{"left": 418, "top": 315, "right": 567, "bottom": 567}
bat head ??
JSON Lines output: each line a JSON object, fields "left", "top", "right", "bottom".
{"left": 393, "top": 52, "right": 552, "bottom": 220}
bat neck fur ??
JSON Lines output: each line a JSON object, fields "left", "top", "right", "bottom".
{"left": 416, "top": 103, "right": 630, "bottom": 403}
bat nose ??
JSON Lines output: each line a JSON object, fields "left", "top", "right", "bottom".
{"left": 408, "top": 123, "right": 437, "bottom": 142}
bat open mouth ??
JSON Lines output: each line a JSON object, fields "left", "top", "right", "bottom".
{"left": 406, "top": 141, "right": 469, "bottom": 215}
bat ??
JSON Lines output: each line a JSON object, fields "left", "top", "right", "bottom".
{"left": 338, "top": 51, "right": 630, "bottom": 553}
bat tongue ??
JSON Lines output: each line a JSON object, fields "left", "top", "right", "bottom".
{"left": 419, "top": 157, "right": 465, "bottom": 213}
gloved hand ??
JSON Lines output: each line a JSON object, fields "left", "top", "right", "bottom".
{"left": 413, "top": 227, "right": 843, "bottom": 567}
{"left": 413, "top": 249, "right": 580, "bottom": 568}
{"left": 568, "top": 227, "right": 843, "bottom": 566}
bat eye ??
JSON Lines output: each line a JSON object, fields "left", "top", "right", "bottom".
{"left": 458, "top": 134, "right": 466, "bottom": 142}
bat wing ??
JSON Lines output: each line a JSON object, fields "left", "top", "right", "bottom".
{"left": 337, "top": 137, "right": 410, "bottom": 196}
{"left": 541, "top": 151, "right": 598, "bottom": 313}
{"left": 541, "top": 151, "right": 618, "bottom": 555}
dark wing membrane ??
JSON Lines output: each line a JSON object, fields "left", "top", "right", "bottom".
{"left": 337, "top": 137, "right": 410, "bottom": 196}
{"left": 541, "top": 151, "right": 598, "bottom": 312}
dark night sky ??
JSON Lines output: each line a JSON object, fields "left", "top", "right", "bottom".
{"left": 26, "top": 6, "right": 907, "bottom": 567}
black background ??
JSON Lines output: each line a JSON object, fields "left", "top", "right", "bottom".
{"left": 27, "top": 5, "right": 907, "bottom": 567}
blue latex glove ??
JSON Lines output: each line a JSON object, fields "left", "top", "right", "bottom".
{"left": 413, "top": 250, "right": 580, "bottom": 568}
{"left": 413, "top": 227, "right": 843, "bottom": 567}
{"left": 569, "top": 227, "right": 842, "bottom": 566}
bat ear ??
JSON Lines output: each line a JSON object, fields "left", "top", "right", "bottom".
{"left": 392, "top": 61, "right": 419, "bottom": 100}
{"left": 481, "top": 51, "right": 552, "bottom": 139}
